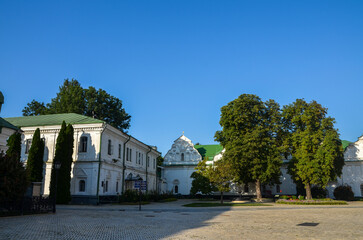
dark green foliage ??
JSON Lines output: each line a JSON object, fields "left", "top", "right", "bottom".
{"left": 215, "top": 94, "right": 283, "bottom": 200}
{"left": 22, "top": 79, "right": 131, "bottom": 131}
{"left": 333, "top": 185, "right": 355, "bottom": 201}
{"left": 50, "top": 122, "right": 74, "bottom": 204}
{"left": 26, "top": 128, "right": 45, "bottom": 182}
{"left": 22, "top": 100, "right": 47, "bottom": 116}
{"left": 282, "top": 99, "right": 345, "bottom": 199}
{"left": 0, "top": 133, "right": 28, "bottom": 204}
{"left": 311, "top": 186, "right": 327, "bottom": 199}
{"left": 6, "top": 132, "right": 21, "bottom": 160}
{"left": 190, "top": 159, "right": 216, "bottom": 195}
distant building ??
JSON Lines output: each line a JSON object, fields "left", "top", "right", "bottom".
{"left": 5, "top": 113, "right": 161, "bottom": 204}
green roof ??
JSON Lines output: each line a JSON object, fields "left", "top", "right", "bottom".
{"left": 195, "top": 144, "right": 223, "bottom": 160}
{"left": 5, "top": 113, "right": 104, "bottom": 128}
{"left": 341, "top": 140, "right": 352, "bottom": 150}
{"left": 0, "top": 117, "right": 18, "bottom": 130}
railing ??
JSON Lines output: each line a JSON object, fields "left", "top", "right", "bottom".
{"left": 0, "top": 196, "right": 53, "bottom": 216}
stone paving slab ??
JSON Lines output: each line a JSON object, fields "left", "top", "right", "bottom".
{"left": 0, "top": 200, "right": 363, "bottom": 240}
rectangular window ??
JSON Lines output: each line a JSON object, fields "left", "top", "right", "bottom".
{"left": 79, "top": 137, "right": 88, "bottom": 152}
{"left": 139, "top": 152, "right": 141, "bottom": 164}
{"left": 147, "top": 156, "right": 150, "bottom": 167}
{"left": 142, "top": 154, "right": 144, "bottom": 165}
{"left": 105, "top": 181, "right": 108, "bottom": 192}
{"left": 126, "top": 148, "right": 129, "bottom": 161}
{"left": 153, "top": 158, "right": 156, "bottom": 169}
{"left": 129, "top": 149, "right": 132, "bottom": 162}
{"left": 25, "top": 139, "right": 32, "bottom": 154}
{"left": 118, "top": 144, "right": 122, "bottom": 158}
{"left": 116, "top": 181, "right": 119, "bottom": 193}
{"left": 108, "top": 139, "right": 113, "bottom": 155}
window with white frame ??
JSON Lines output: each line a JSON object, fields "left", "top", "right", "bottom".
{"left": 79, "top": 136, "right": 88, "bottom": 153}
{"left": 118, "top": 144, "right": 122, "bottom": 158}
{"left": 25, "top": 139, "right": 32, "bottom": 154}
{"left": 126, "top": 148, "right": 129, "bottom": 161}
{"left": 108, "top": 139, "right": 113, "bottom": 155}
{"left": 79, "top": 180, "right": 86, "bottom": 192}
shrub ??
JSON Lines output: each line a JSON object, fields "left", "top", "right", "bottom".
{"left": 298, "top": 195, "right": 305, "bottom": 200}
{"left": 280, "top": 195, "right": 289, "bottom": 200}
{"left": 119, "top": 190, "right": 140, "bottom": 202}
{"left": 311, "top": 186, "right": 327, "bottom": 199}
{"left": 291, "top": 195, "right": 297, "bottom": 200}
{"left": 333, "top": 185, "right": 355, "bottom": 201}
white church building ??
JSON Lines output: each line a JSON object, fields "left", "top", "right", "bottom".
{"left": 162, "top": 134, "right": 363, "bottom": 198}
{"left": 5, "top": 113, "right": 161, "bottom": 204}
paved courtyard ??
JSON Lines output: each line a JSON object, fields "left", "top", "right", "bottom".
{"left": 1, "top": 200, "right": 363, "bottom": 240}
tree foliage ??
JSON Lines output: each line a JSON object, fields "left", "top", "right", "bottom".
{"left": 206, "top": 159, "right": 232, "bottom": 203}
{"left": 282, "top": 99, "right": 344, "bottom": 199}
{"left": 190, "top": 159, "right": 216, "bottom": 195}
{"left": 22, "top": 79, "right": 131, "bottom": 131}
{"left": 0, "top": 132, "right": 28, "bottom": 204}
{"left": 26, "top": 128, "right": 45, "bottom": 182}
{"left": 50, "top": 121, "right": 74, "bottom": 204}
{"left": 215, "top": 94, "right": 282, "bottom": 201}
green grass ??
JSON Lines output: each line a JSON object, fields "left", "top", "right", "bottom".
{"left": 183, "top": 202, "right": 271, "bottom": 207}
{"left": 276, "top": 199, "right": 347, "bottom": 205}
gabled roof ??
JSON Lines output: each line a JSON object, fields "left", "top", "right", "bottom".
{"left": 5, "top": 113, "right": 104, "bottom": 128}
{"left": 0, "top": 117, "right": 18, "bottom": 130}
{"left": 194, "top": 144, "right": 223, "bottom": 160}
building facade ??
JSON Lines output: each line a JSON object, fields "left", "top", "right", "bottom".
{"left": 5, "top": 113, "right": 161, "bottom": 204}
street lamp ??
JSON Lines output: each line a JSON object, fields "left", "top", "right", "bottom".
{"left": 52, "top": 161, "right": 61, "bottom": 213}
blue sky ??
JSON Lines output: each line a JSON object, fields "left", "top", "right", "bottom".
{"left": 1, "top": 0, "right": 362, "bottom": 155}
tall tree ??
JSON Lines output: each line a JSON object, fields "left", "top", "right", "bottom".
{"left": 50, "top": 121, "right": 74, "bottom": 204}
{"left": 282, "top": 99, "right": 344, "bottom": 199}
{"left": 22, "top": 79, "right": 131, "bottom": 131}
{"left": 215, "top": 94, "right": 282, "bottom": 201}
{"left": 0, "top": 132, "right": 28, "bottom": 205}
{"left": 190, "top": 158, "right": 216, "bottom": 195}
{"left": 22, "top": 100, "right": 47, "bottom": 116}
{"left": 206, "top": 159, "right": 232, "bottom": 204}
{"left": 26, "top": 128, "right": 45, "bottom": 182}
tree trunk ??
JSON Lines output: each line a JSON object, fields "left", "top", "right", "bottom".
{"left": 305, "top": 183, "right": 312, "bottom": 200}
{"left": 220, "top": 192, "right": 224, "bottom": 204}
{"left": 256, "top": 179, "right": 262, "bottom": 202}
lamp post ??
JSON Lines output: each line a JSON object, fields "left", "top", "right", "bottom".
{"left": 53, "top": 161, "right": 61, "bottom": 213}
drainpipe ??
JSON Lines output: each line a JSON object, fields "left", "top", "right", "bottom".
{"left": 96, "top": 123, "right": 107, "bottom": 205}
{"left": 121, "top": 135, "right": 131, "bottom": 193}
{"left": 145, "top": 147, "right": 152, "bottom": 192}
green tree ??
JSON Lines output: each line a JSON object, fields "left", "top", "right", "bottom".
{"left": 26, "top": 128, "right": 45, "bottom": 182}
{"left": 22, "top": 100, "right": 47, "bottom": 116}
{"left": 50, "top": 121, "right": 74, "bottom": 204}
{"left": 282, "top": 99, "right": 344, "bottom": 199}
{"left": 215, "top": 94, "right": 282, "bottom": 201}
{"left": 190, "top": 159, "right": 216, "bottom": 195}
{"left": 207, "top": 159, "right": 232, "bottom": 204}
{"left": 0, "top": 132, "right": 28, "bottom": 205}
{"left": 22, "top": 79, "right": 131, "bottom": 131}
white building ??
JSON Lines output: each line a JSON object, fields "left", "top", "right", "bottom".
{"left": 5, "top": 113, "right": 161, "bottom": 204}
{"left": 326, "top": 136, "right": 363, "bottom": 197}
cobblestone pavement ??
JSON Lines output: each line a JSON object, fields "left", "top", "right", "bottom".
{"left": 1, "top": 200, "right": 363, "bottom": 240}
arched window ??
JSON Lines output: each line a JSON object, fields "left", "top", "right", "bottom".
{"left": 181, "top": 153, "right": 184, "bottom": 161}
{"left": 79, "top": 180, "right": 86, "bottom": 192}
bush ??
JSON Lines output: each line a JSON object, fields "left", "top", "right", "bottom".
{"left": 333, "top": 185, "right": 355, "bottom": 201}
{"left": 298, "top": 195, "right": 305, "bottom": 200}
{"left": 291, "top": 195, "right": 297, "bottom": 200}
{"left": 119, "top": 190, "right": 175, "bottom": 203}
{"left": 311, "top": 186, "right": 327, "bottom": 199}
{"left": 276, "top": 199, "right": 347, "bottom": 205}
{"left": 280, "top": 195, "right": 289, "bottom": 200}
